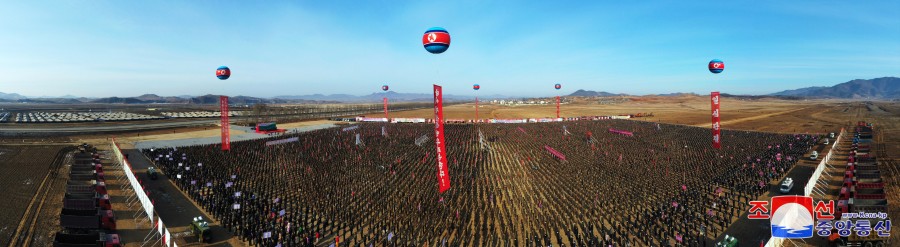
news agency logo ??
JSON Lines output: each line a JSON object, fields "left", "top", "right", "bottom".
{"left": 770, "top": 196, "right": 814, "bottom": 238}
{"left": 748, "top": 196, "right": 892, "bottom": 239}
{"left": 749, "top": 195, "right": 830, "bottom": 239}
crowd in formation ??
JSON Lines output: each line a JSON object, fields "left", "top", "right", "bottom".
{"left": 143, "top": 120, "right": 818, "bottom": 246}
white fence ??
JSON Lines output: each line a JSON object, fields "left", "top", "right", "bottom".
{"left": 111, "top": 139, "right": 154, "bottom": 223}
{"left": 803, "top": 130, "right": 843, "bottom": 196}
{"left": 766, "top": 130, "right": 843, "bottom": 246}
{"left": 111, "top": 139, "right": 179, "bottom": 247}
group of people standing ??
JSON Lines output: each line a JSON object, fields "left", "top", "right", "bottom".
{"left": 143, "top": 119, "right": 816, "bottom": 246}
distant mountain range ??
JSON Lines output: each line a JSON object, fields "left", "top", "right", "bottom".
{"left": 275, "top": 91, "right": 443, "bottom": 102}
{"left": 0, "top": 92, "right": 474, "bottom": 104}
{"left": 0, "top": 92, "right": 27, "bottom": 100}
{"left": 274, "top": 91, "right": 498, "bottom": 103}
{"left": 86, "top": 94, "right": 333, "bottom": 105}
{"left": 567, "top": 77, "right": 899, "bottom": 99}
{"left": 567, "top": 90, "right": 699, "bottom": 97}
{"left": 654, "top": 92, "right": 700, "bottom": 97}
{"left": 769, "top": 77, "right": 900, "bottom": 98}
{"left": 567, "top": 89, "right": 626, "bottom": 97}
{"left": 1, "top": 77, "right": 896, "bottom": 104}
{"left": 0, "top": 94, "right": 334, "bottom": 104}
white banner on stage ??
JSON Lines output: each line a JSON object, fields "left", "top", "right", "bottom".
{"left": 391, "top": 117, "right": 426, "bottom": 123}
{"left": 359, "top": 117, "right": 388, "bottom": 122}
{"left": 489, "top": 119, "right": 528, "bottom": 124}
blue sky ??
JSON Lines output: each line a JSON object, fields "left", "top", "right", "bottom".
{"left": 1, "top": 1, "right": 898, "bottom": 98}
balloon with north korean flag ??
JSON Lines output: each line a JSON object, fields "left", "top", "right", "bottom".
{"left": 708, "top": 59, "right": 724, "bottom": 74}
{"left": 423, "top": 27, "right": 450, "bottom": 54}
{"left": 554, "top": 83, "right": 562, "bottom": 90}
{"left": 473, "top": 84, "right": 480, "bottom": 90}
{"left": 382, "top": 85, "right": 389, "bottom": 91}
{"left": 216, "top": 66, "right": 231, "bottom": 80}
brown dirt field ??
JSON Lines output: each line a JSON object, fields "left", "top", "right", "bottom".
{"left": 0, "top": 145, "right": 69, "bottom": 247}
{"left": 7, "top": 97, "right": 899, "bottom": 246}
{"left": 389, "top": 96, "right": 851, "bottom": 134}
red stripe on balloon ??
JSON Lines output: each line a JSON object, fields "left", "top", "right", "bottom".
{"left": 422, "top": 32, "right": 451, "bottom": 45}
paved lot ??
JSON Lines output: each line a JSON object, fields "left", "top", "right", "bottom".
{"left": 0, "top": 120, "right": 217, "bottom": 135}
{"left": 134, "top": 123, "right": 340, "bottom": 149}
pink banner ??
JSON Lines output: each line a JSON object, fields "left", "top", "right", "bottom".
{"left": 544, "top": 145, "right": 566, "bottom": 161}
{"left": 556, "top": 96, "right": 560, "bottom": 118}
{"left": 608, "top": 128, "right": 633, "bottom": 136}
{"left": 711, "top": 92, "right": 721, "bottom": 149}
{"left": 220, "top": 96, "right": 230, "bottom": 151}
{"left": 434, "top": 85, "right": 451, "bottom": 193}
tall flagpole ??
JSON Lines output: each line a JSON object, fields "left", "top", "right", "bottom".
{"left": 554, "top": 83, "right": 562, "bottom": 119}
{"left": 382, "top": 84, "right": 389, "bottom": 120}
{"left": 473, "top": 84, "right": 480, "bottom": 122}
{"left": 556, "top": 96, "right": 560, "bottom": 119}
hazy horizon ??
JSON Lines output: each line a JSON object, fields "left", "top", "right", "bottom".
{"left": 0, "top": 89, "right": 711, "bottom": 99}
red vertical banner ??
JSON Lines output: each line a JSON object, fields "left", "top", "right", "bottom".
{"left": 220, "top": 96, "right": 231, "bottom": 151}
{"left": 475, "top": 97, "right": 479, "bottom": 121}
{"left": 711, "top": 92, "right": 721, "bottom": 149}
{"left": 383, "top": 97, "right": 389, "bottom": 119}
{"left": 433, "top": 85, "right": 451, "bottom": 193}
{"left": 556, "top": 96, "right": 561, "bottom": 118}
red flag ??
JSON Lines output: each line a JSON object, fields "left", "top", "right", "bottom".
{"left": 434, "top": 85, "right": 451, "bottom": 193}
{"left": 383, "top": 97, "right": 389, "bottom": 119}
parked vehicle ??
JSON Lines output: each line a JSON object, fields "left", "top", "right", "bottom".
{"left": 60, "top": 208, "right": 117, "bottom": 231}
{"left": 64, "top": 195, "right": 111, "bottom": 211}
{"left": 53, "top": 232, "right": 120, "bottom": 247}
{"left": 190, "top": 216, "right": 212, "bottom": 243}
{"left": 67, "top": 180, "right": 107, "bottom": 195}
{"left": 779, "top": 178, "right": 794, "bottom": 194}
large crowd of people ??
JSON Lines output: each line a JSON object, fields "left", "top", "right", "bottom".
{"left": 143, "top": 120, "right": 817, "bottom": 246}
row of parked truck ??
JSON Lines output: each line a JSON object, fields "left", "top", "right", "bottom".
{"left": 833, "top": 122, "right": 889, "bottom": 247}
{"left": 54, "top": 144, "right": 120, "bottom": 247}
